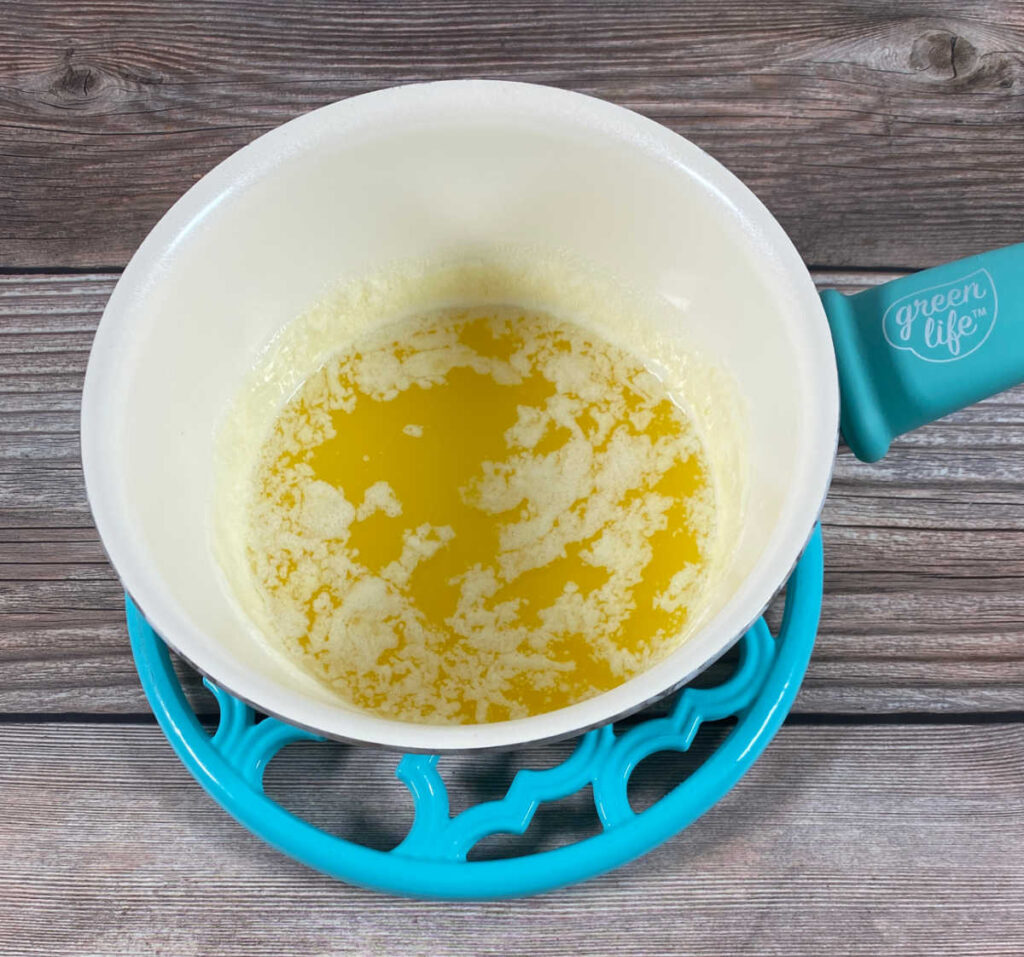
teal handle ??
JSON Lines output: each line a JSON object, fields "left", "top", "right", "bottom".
{"left": 821, "top": 242, "right": 1024, "bottom": 462}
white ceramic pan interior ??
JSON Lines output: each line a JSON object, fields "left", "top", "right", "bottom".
{"left": 81, "top": 81, "right": 838, "bottom": 750}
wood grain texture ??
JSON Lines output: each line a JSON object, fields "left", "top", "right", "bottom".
{"left": 2, "top": 3, "right": 1023, "bottom": 949}
{"left": 2, "top": 1, "right": 1024, "bottom": 270}
{"left": 0, "top": 721, "right": 1021, "bottom": 956}
{"left": 0, "top": 271, "right": 1022, "bottom": 715}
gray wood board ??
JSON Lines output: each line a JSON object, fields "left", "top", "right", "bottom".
{"left": 0, "top": 271, "right": 1022, "bottom": 715}
{"left": 0, "top": 721, "right": 1021, "bottom": 956}
{"left": 2, "top": 2, "right": 1024, "bottom": 269}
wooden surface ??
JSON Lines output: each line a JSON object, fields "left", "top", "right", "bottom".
{"left": 1, "top": 723, "right": 1022, "bottom": 956}
{"left": 3, "top": 1, "right": 1024, "bottom": 270}
{"left": 1, "top": 1, "right": 1022, "bottom": 954}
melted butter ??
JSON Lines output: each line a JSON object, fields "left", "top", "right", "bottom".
{"left": 247, "top": 307, "right": 715, "bottom": 724}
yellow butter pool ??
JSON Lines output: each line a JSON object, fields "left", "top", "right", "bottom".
{"left": 246, "top": 306, "right": 715, "bottom": 724}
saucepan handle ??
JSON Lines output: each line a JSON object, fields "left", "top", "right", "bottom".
{"left": 820, "top": 241, "right": 1024, "bottom": 462}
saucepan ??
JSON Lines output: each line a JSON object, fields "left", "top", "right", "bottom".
{"left": 80, "top": 81, "right": 1023, "bottom": 751}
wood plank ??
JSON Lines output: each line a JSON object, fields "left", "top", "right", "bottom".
{"left": 0, "top": 272, "right": 1022, "bottom": 714}
{"left": 2, "top": 2, "right": 1024, "bottom": 269}
{"left": 0, "top": 721, "right": 1021, "bottom": 955}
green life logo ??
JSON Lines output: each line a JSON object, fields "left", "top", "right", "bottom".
{"left": 882, "top": 268, "right": 997, "bottom": 363}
